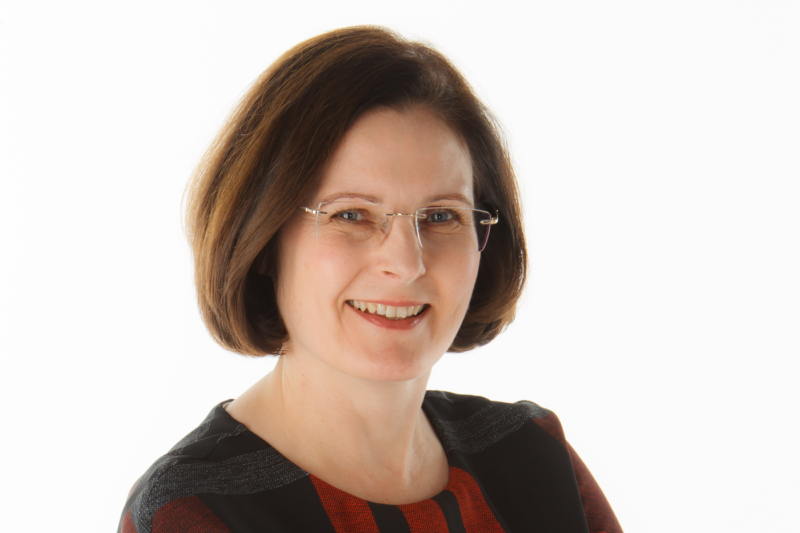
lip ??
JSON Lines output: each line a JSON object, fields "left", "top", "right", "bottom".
{"left": 346, "top": 302, "right": 429, "bottom": 330}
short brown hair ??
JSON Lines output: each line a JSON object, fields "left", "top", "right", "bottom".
{"left": 184, "top": 26, "right": 527, "bottom": 356}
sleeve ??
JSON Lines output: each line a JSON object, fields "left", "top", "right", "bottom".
{"left": 117, "top": 479, "right": 231, "bottom": 533}
{"left": 566, "top": 443, "right": 624, "bottom": 533}
{"left": 118, "top": 479, "right": 139, "bottom": 533}
{"left": 531, "top": 412, "right": 624, "bottom": 533}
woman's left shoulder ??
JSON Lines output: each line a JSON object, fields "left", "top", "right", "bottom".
{"left": 424, "top": 391, "right": 624, "bottom": 533}
{"left": 422, "top": 390, "right": 569, "bottom": 451}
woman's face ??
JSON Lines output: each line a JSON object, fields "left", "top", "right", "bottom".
{"left": 276, "top": 106, "right": 481, "bottom": 383}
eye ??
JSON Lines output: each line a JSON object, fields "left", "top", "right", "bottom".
{"left": 427, "top": 210, "right": 457, "bottom": 223}
{"left": 333, "top": 209, "right": 364, "bottom": 221}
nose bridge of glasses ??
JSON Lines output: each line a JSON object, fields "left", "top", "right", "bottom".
{"left": 379, "top": 212, "right": 424, "bottom": 247}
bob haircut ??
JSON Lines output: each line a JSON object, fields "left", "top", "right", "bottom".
{"left": 184, "top": 26, "right": 527, "bottom": 356}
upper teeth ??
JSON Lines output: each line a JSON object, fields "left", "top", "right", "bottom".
{"left": 348, "top": 300, "right": 424, "bottom": 318}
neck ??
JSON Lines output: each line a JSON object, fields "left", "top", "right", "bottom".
{"left": 228, "top": 349, "right": 441, "bottom": 494}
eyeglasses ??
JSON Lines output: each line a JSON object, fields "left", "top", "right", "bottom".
{"left": 298, "top": 201, "right": 499, "bottom": 253}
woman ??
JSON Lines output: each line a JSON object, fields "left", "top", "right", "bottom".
{"left": 118, "top": 26, "right": 622, "bottom": 533}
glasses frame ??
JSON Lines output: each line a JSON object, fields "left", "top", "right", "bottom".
{"left": 298, "top": 201, "right": 499, "bottom": 253}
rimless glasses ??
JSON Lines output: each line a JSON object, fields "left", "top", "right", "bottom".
{"left": 299, "top": 201, "right": 499, "bottom": 253}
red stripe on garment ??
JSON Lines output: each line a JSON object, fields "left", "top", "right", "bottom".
{"left": 151, "top": 496, "right": 231, "bottom": 533}
{"left": 398, "top": 498, "right": 449, "bottom": 533}
{"left": 445, "top": 467, "right": 504, "bottom": 533}
{"left": 533, "top": 412, "right": 623, "bottom": 533}
{"left": 121, "top": 510, "right": 137, "bottom": 533}
{"left": 310, "top": 474, "right": 381, "bottom": 533}
{"left": 567, "top": 444, "right": 623, "bottom": 533}
{"left": 531, "top": 412, "right": 567, "bottom": 447}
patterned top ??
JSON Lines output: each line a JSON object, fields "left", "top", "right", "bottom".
{"left": 118, "top": 391, "right": 623, "bottom": 532}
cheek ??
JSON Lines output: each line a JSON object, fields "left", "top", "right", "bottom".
{"left": 433, "top": 255, "right": 481, "bottom": 311}
{"left": 275, "top": 226, "right": 320, "bottom": 331}
{"left": 456, "top": 259, "right": 481, "bottom": 307}
{"left": 278, "top": 241, "right": 356, "bottom": 325}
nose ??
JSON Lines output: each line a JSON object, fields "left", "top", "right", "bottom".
{"left": 374, "top": 215, "right": 426, "bottom": 282}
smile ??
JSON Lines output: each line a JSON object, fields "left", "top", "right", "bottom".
{"left": 346, "top": 300, "right": 427, "bottom": 320}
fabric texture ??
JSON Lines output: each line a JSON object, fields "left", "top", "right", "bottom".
{"left": 118, "top": 391, "right": 623, "bottom": 533}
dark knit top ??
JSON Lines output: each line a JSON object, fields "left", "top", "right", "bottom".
{"left": 118, "top": 391, "right": 622, "bottom": 532}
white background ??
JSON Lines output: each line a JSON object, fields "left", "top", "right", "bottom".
{"left": 1, "top": 1, "right": 798, "bottom": 531}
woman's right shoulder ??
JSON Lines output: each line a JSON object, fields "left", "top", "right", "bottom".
{"left": 117, "top": 401, "right": 304, "bottom": 533}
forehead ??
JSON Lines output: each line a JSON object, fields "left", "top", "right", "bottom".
{"left": 313, "top": 107, "right": 474, "bottom": 207}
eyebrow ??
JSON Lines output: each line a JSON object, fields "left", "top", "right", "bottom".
{"left": 319, "top": 192, "right": 382, "bottom": 204}
{"left": 424, "top": 193, "right": 474, "bottom": 207}
{"left": 318, "top": 191, "right": 474, "bottom": 208}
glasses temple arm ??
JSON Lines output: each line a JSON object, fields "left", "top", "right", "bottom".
{"left": 479, "top": 211, "right": 500, "bottom": 225}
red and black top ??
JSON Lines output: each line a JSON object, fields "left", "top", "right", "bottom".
{"left": 118, "top": 391, "right": 622, "bottom": 532}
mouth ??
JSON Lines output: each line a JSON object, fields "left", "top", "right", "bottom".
{"left": 346, "top": 300, "right": 428, "bottom": 320}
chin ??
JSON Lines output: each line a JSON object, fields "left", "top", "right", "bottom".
{"left": 343, "top": 344, "right": 442, "bottom": 384}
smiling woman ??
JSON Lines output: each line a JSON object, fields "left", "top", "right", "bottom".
{"left": 118, "top": 26, "right": 622, "bottom": 533}
{"left": 275, "top": 108, "right": 482, "bottom": 384}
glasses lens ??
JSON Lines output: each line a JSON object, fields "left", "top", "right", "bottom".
{"left": 313, "top": 203, "right": 494, "bottom": 252}
{"left": 416, "top": 207, "right": 492, "bottom": 253}
{"left": 315, "top": 202, "right": 386, "bottom": 248}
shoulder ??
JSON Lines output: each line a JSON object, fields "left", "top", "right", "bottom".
{"left": 422, "top": 390, "right": 569, "bottom": 453}
{"left": 424, "top": 391, "right": 624, "bottom": 532}
{"left": 118, "top": 401, "right": 307, "bottom": 533}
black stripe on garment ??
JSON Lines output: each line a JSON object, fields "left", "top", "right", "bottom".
{"left": 368, "top": 502, "right": 412, "bottom": 533}
{"left": 432, "top": 490, "right": 467, "bottom": 533}
{"left": 198, "top": 476, "right": 337, "bottom": 532}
